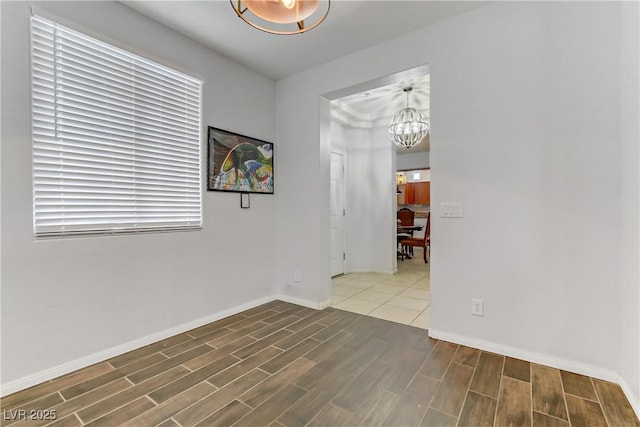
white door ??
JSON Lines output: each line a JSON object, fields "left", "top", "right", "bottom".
{"left": 330, "top": 152, "right": 345, "bottom": 277}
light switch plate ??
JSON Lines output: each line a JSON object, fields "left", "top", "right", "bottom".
{"left": 440, "top": 202, "right": 463, "bottom": 218}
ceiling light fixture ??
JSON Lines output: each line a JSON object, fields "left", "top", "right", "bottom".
{"left": 388, "top": 87, "right": 429, "bottom": 149}
{"left": 230, "top": 0, "right": 330, "bottom": 35}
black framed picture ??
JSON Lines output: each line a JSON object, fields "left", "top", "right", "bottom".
{"left": 207, "top": 126, "right": 274, "bottom": 194}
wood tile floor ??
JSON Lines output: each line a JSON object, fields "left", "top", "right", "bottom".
{"left": 2, "top": 301, "right": 638, "bottom": 426}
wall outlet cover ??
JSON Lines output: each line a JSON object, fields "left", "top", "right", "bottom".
{"left": 471, "top": 299, "right": 484, "bottom": 316}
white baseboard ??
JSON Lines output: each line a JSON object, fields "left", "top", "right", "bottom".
{"left": 429, "top": 328, "right": 640, "bottom": 420}
{"left": 276, "top": 294, "right": 331, "bottom": 310}
{"left": 429, "top": 329, "right": 620, "bottom": 383}
{"left": 620, "top": 376, "right": 640, "bottom": 421}
{"left": 346, "top": 269, "right": 395, "bottom": 275}
{"left": 0, "top": 295, "right": 275, "bottom": 397}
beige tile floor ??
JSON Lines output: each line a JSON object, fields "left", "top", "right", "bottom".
{"left": 331, "top": 248, "right": 430, "bottom": 329}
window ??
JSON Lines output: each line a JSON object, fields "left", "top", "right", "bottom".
{"left": 31, "top": 15, "right": 202, "bottom": 237}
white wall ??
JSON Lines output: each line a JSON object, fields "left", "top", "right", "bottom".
{"left": 1, "top": 1, "right": 276, "bottom": 387}
{"left": 620, "top": 0, "right": 640, "bottom": 414}
{"left": 329, "top": 121, "right": 395, "bottom": 274}
{"left": 397, "top": 151, "right": 430, "bottom": 171}
{"left": 276, "top": 0, "right": 634, "bottom": 388}
{"left": 342, "top": 126, "right": 395, "bottom": 274}
{"left": 330, "top": 119, "right": 347, "bottom": 154}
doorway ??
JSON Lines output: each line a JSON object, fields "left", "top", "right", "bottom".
{"left": 323, "top": 66, "right": 431, "bottom": 329}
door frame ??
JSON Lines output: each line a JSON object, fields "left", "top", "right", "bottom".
{"left": 330, "top": 150, "right": 346, "bottom": 276}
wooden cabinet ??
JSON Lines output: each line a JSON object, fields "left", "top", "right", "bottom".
{"left": 412, "top": 182, "right": 430, "bottom": 205}
{"left": 397, "top": 184, "right": 406, "bottom": 205}
{"left": 399, "top": 182, "right": 430, "bottom": 205}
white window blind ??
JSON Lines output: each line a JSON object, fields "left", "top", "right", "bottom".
{"left": 31, "top": 15, "right": 202, "bottom": 237}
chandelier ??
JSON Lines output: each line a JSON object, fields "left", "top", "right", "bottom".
{"left": 230, "top": 0, "right": 330, "bottom": 35}
{"left": 388, "top": 87, "right": 429, "bottom": 149}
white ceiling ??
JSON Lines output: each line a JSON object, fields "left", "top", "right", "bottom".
{"left": 122, "top": 0, "right": 485, "bottom": 80}
{"left": 330, "top": 73, "right": 431, "bottom": 152}
{"left": 331, "top": 73, "right": 430, "bottom": 127}
{"left": 122, "top": 1, "right": 484, "bottom": 154}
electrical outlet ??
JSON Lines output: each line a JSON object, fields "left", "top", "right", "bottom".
{"left": 293, "top": 270, "right": 301, "bottom": 283}
{"left": 471, "top": 299, "right": 484, "bottom": 316}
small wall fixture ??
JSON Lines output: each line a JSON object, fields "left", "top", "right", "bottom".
{"left": 388, "top": 87, "right": 430, "bottom": 149}
{"left": 230, "top": 0, "right": 330, "bottom": 35}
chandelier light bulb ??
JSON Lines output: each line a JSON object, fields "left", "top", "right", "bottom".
{"left": 281, "top": 0, "right": 296, "bottom": 9}
{"left": 388, "top": 87, "right": 429, "bottom": 149}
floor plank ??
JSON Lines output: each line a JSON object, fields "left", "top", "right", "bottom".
{"left": 46, "top": 414, "right": 82, "bottom": 427}
{"left": 59, "top": 353, "right": 166, "bottom": 400}
{"left": 77, "top": 366, "right": 188, "bottom": 423}
{"left": 84, "top": 396, "right": 155, "bottom": 427}
{"left": 260, "top": 338, "right": 321, "bottom": 374}
{"left": 350, "top": 386, "right": 400, "bottom": 427}
{"left": 2, "top": 302, "right": 638, "bottom": 427}
{"left": 124, "top": 348, "right": 207, "bottom": 386}
{"left": 148, "top": 354, "right": 238, "bottom": 403}
{"left": 183, "top": 336, "right": 255, "bottom": 371}
{"left": 174, "top": 369, "right": 268, "bottom": 427}
{"left": 238, "top": 357, "right": 315, "bottom": 408}
{"left": 119, "top": 382, "right": 215, "bottom": 427}
{"left": 418, "top": 341, "right": 458, "bottom": 380}
{"left": 495, "top": 376, "right": 532, "bottom": 427}
{"left": 470, "top": 352, "right": 504, "bottom": 398}
{"left": 108, "top": 334, "right": 192, "bottom": 368}
{"left": 206, "top": 322, "right": 267, "bottom": 349}
{"left": 333, "top": 337, "right": 390, "bottom": 381}
{"left": 593, "top": 379, "right": 640, "bottom": 427}
{"left": 303, "top": 330, "right": 353, "bottom": 362}
{"left": 503, "top": 357, "right": 530, "bottom": 382}
{"left": 379, "top": 349, "right": 427, "bottom": 394}
{"left": 231, "top": 329, "right": 291, "bottom": 360}
{"left": 185, "top": 312, "right": 247, "bottom": 337}
{"left": 236, "top": 384, "right": 307, "bottom": 427}
{"left": 332, "top": 360, "right": 389, "bottom": 412}
{"left": 565, "top": 394, "right": 608, "bottom": 427}
{"left": 382, "top": 374, "right": 438, "bottom": 426}
{"left": 250, "top": 315, "right": 300, "bottom": 339}
{"left": 458, "top": 391, "right": 497, "bottom": 427}
{"left": 532, "top": 411, "right": 570, "bottom": 427}
{"left": 306, "top": 404, "right": 354, "bottom": 427}
{"left": 1, "top": 363, "right": 114, "bottom": 410}
{"left": 429, "top": 362, "right": 474, "bottom": 416}
{"left": 277, "top": 369, "right": 354, "bottom": 427}
{"left": 421, "top": 408, "right": 457, "bottom": 426}
{"left": 194, "top": 399, "right": 252, "bottom": 427}
{"left": 282, "top": 310, "right": 330, "bottom": 333}
{"left": 274, "top": 323, "right": 325, "bottom": 350}
{"left": 531, "top": 363, "right": 569, "bottom": 421}
{"left": 411, "top": 335, "right": 438, "bottom": 355}
{"left": 207, "top": 346, "right": 281, "bottom": 388}
{"left": 1, "top": 392, "right": 63, "bottom": 427}
{"left": 375, "top": 325, "right": 420, "bottom": 364}
{"left": 452, "top": 345, "right": 481, "bottom": 367}
{"left": 560, "top": 371, "right": 597, "bottom": 401}
{"left": 16, "top": 378, "right": 132, "bottom": 427}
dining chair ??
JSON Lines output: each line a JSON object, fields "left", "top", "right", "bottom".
{"left": 397, "top": 208, "right": 415, "bottom": 226}
{"left": 400, "top": 212, "right": 430, "bottom": 263}
{"left": 397, "top": 208, "right": 416, "bottom": 256}
{"left": 397, "top": 232, "right": 412, "bottom": 261}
